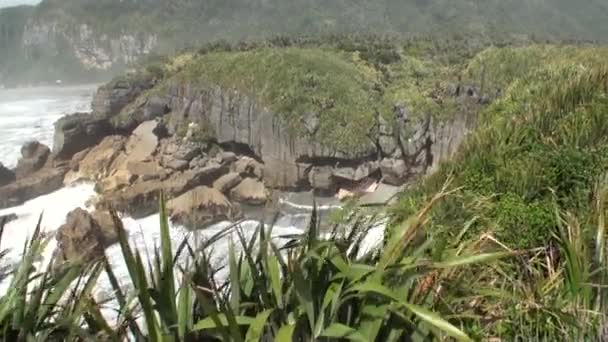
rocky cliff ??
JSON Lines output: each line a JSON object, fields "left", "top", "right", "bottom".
{"left": 0, "top": 44, "right": 490, "bottom": 230}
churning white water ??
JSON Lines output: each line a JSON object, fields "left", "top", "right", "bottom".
{"left": 0, "top": 85, "right": 97, "bottom": 168}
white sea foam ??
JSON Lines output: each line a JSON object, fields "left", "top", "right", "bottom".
{"left": 0, "top": 85, "right": 96, "bottom": 168}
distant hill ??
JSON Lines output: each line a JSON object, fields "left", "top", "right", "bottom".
{"left": 1, "top": 0, "right": 608, "bottom": 85}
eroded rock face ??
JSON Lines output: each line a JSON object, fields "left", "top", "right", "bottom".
{"left": 55, "top": 209, "right": 120, "bottom": 263}
{"left": 0, "top": 163, "right": 15, "bottom": 187}
{"left": 124, "top": 120, "right": 159, "bottom": 162}
{"left": 15, "top": 141, "right": 50, "bottom": 179}
{"left": 168, "top": 186, "right": 242, "bottom": 227}
{"left": 53, "top": 113, "right": 113, "bottom": 160}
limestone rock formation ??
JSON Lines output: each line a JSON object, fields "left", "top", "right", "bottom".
{"left": 124, "top": 120, "right": 159, "bottom": 163}
{"left": 92, "top": 72, "right": 156, "bottom": 119}
{"left": 53, "top": 113, "right": 112, "bottom": 160}
{"left": 0, "top": 163, "right": 15, "bottom": 187}
{"left": 0, "top": 166, "right": 68, "bottom": 209}
{"left": 15, "top": 141, "right": 50, "bottom": 179}
{"left": 168, "top": 186, "right": 242, "bottom": 227}
{"left": 77, "top": 135, "right": 127, "bottom": 180}
{"left": 380, "top": 158, "right": 408, "bottom": 185}
{"left": 55, "top": 208, "right": 120, "bottom": 263}
{"left": 230, "top": 178, "right": 268, "bottom": 205}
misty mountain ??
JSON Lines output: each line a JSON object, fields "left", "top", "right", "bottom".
{"left": 2, "top": 0, "right": 608, "bottom": 85}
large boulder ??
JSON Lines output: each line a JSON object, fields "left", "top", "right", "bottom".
{"left": 0, "top": 166, "right": 69, "bottom": 209}
{"left": 233, "top": 157, "right": 264, "bottom": 179}
{"left": 124, "top": 120, "right": 159, "bottom": 163}
{"left": 99, "top": 163, "right": 228, "bottom": 217}
{"left": 0, "top": 163, "right": 15, "bottom": 187}
{"left": 55, "top": 209, "right": 120, "bottom": 263}
{"left": 78, "top": 136, "right": 127, "bottom": 180}
{"left": 168, "top": 186, "right": 242, "bottom": 228}
{"left": 53, "top": 113, "right": 113, "bottom": 160}
{"left": 15, "top": 141, "right": 50, "bottom": 179}
{"left": 230, "top": 178, "right": 268, "bottom": 205}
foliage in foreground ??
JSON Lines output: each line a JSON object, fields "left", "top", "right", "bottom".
{"left": 0, "top": 188, "right": 523, "bottom": 341}
{"left": 390, "top": 46, "right": 608, "bottom": 339}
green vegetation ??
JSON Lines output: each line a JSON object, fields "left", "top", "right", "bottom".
{"left": 120, "top": 38, "right": 468, "bottom": 155}
{"left": 387, "top": 46, "right": 608, "bottom": 338}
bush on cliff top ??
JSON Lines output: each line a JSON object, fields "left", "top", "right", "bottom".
{"left": 391, "top": 46, "right": 608, "bottom": 249}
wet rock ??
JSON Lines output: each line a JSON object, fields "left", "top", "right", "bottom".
{"left": 15, "top": 141, "right": 51, "bottom": 179}
{"left": 168, "top": 186, "right": 242, "bottom": 228}
{"left": 0, "top": 163, "right": 15, "bottom": 187}
{"left": 213, "top": 172, "right": 242, "bottom": 193}
{"left": 230, "top": 178, "right": 268, "bottom": 205}
{"left": 0, "top": 166, "right": 69, "bottom": 209}
{"left": 380, "top": 158, "right": 408, "bottom": 185}
{"left": 234, "top": 157, "right": 264, "bottom": 179}
{"left": 55, "top": 209, "right": 121, "bottom": 263}
{"left": 53, "top": 113, "right": 112, "bottom": 160}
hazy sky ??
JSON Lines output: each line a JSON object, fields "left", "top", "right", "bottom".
{"left": 0, "top": 0, "right": 40, "bottom": 9}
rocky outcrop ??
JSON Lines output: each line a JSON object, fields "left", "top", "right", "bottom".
{"left": 53, "top": 113, "right": 113, "bottom": 160}
{"left": 0, "top": 165, "right": 68, "bottom": 209}
{"left": 76, "top": 135, "right": 127, "bottom": 181}
{"left": 15, "top": 141, "right": 50, "bottom": 179}
{"left": 55, "top": 209, "right": 121, "bottom": 263}
{"left": 92, "top": 72, "right": 158, "bottom": 120}
{"left": 141, "top": 80, "right": 479, "bottom": 190}
{"left": 167, "top": 186, "right": 243, "bottom": 228}
{"left": 124, "top": 120, "right": 159, "bottom": 162}
{"left": 0, "top": 163, "right": 15, "bottom": 187}
{"left": 213, "top": 172, "right": 242, "bottom": 193}
{"left": 230, "top": 178, "right": 268, "bottom": 205}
